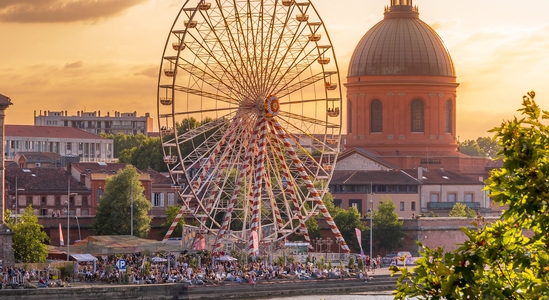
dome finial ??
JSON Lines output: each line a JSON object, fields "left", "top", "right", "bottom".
{"left": 391, "top": 0, "right": 413, "bottom": 6}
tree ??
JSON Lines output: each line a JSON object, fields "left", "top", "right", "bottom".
{"left": 8, "top": 206, "right": 49, "bottom": 263}
{"left": 160, "top": 205, "right": 186, "bottom": 238}
{"left": 448, "top": 202, "right": 477, "bottom": 218}
{"left": 99, "top": 133, "right": 148, "bottom": 158}
{"left": 119, "top": 137, "right": 167, "bottom": 172}
{"left": 458, "top": 139, "right": 485, "bottom": 156}
{"left": 459, "top": 136, "right": 501, "bottom": 158}
{"left": 372, "top": 199, "right": 404, "bottom": 254}
{"left": 332, "top": 206, "right": 367, "bottom": 252}
{"left": 92, "top": 165, "right": 152, "bottom": 238}
{"left": 394, "top": 91, "right": 549, "bottom": 299}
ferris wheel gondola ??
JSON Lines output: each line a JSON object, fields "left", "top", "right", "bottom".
{"left": 157, "top": 0, "right": 348, "bottom": 255}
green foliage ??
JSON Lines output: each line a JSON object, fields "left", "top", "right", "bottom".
{"left": 428, "top": 211, "right": 439, "bottom": 217}
{"left": 372, "top": 199, "right": 404, "bottom": 253}
{"left": 4, "top": 208, "right": 13, "bottom": 228}
{"left": 100, "top": 133, "right": 148, "bottom": 158}
{"left": 333, "top": 206, "right": 367, "bottom": 252}
{"left": 160, "top": 205, "right": 186, "bottom": 238}
{"left": 92, "top": 165, "right": 152, "bottom": 237}
{"left": 11, "top": 206, "right": 49, "bottom": 263}
{"left": 57, "top": 265, "right": 71, "bottom": 280}
{"left": 448, "top": 202, "right": 477, "bottom": 218}
{"left": 357, "top": 256, "right": 364, "bottom": 270}
{"left": 458, "top": 136, "right": 501, "bottom": 158}
{"left": 347, "top": 256, "right": 355, "bottom": 269}
{"left": 394, "top": 91, "right": 549, "bottom": 299}
{"left": 118, "top": 137, "right": 167, "bottom": 172}
{"left": 143, "top": 261, "right": 151, "bottom": 275}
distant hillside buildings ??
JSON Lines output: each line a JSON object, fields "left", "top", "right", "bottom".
{"left": 34, "top": 110, "right": 153, "bottom": 136}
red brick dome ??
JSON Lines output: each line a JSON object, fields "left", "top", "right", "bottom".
{"left": 348, "top": 1, "right": 455, "bottom": 77}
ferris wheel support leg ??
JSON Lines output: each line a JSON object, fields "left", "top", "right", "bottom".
{"left": 268, "top": 121, "right": 313, "bottom": 252}
{"left": 199, "top": 120, "right": 245, "bottom": 227}
{"left": 213, "top": 119, "right": 259, "bottom": 252}
{"left": 162, "top": 205, "right": 188, "bottom": 243}
{"left": 248, "top": 117, "right": 268, "bottom": 255}
{"left": 192, "top": 120, "right": 240, "bottom": 192}
{"left": 271, "top": 120, "right": 350, "bottom": 253}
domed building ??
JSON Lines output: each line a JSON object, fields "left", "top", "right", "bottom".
{"left": 344, "top": 0, "right": 488, "bottom": 176}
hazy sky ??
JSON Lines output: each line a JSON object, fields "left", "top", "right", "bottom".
{"left": 0, "top": 0, "right": 547, "bottom": 140}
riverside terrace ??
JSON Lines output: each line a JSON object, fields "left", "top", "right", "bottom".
{"left": 0, "top": 260, "right": 398, "bottom": 300}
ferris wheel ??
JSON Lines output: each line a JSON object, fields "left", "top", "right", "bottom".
{"left": 157, "top": 0, "right": 349, "bottom": 254}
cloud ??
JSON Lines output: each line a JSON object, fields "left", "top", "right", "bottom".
{"left": 0, "top": 0, "right": 147, "bottom": 23}
{"left": 134, "top": 65, "right": 158, "bottom": 78}
{"left": 64, "top": 61, "right": 84, "bottom": 69}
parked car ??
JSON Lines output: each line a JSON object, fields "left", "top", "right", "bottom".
{"left": 382, "top": 252, "right": 398, "bottom": 266}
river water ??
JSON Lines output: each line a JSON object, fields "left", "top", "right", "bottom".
{"left": 264, "top": 292, "right": 402, "bottom": 300}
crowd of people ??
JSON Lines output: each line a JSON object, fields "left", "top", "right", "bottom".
{"left": 1, "top": 252, "right": 387, "bottom": 288}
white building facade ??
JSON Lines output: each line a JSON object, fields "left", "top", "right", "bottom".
{"left": 5, "top": 125, "right": 114, "bottom": 162}
{"left": 34, "top": 110, "right": 153, "bottom": 136}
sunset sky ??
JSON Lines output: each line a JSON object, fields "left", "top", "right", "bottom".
{"left": 0, "top": 0, "right": 547, "bottom": 140}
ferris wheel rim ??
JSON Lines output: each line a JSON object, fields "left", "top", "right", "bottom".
{"left": 157, "top": 0, "right": 347, "bottom": 253}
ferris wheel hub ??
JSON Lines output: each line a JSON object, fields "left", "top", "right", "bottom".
{"left": 264, "top": 95, "right": 280, "bottom": 118}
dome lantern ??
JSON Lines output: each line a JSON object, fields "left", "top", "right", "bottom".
{"left": 349, "top": 1, "right": 454, "bottom": 77}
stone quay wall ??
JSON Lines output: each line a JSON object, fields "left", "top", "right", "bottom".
{"left": 0, "top": 277, "right": 396, "bottom": 300}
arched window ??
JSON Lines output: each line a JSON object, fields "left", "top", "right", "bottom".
{"left": 347, "top": 100, "right": 352, "bottom": 134}
{"left": 446, "top": 99, "right": 452, "bottom": 134}
{"left": 411, "top": 99, "right": 424, "bottom": 132}
{"left": 370, "top": 100, "right": 382, "bottom": 132}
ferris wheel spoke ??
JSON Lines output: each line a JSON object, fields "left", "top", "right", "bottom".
{"left": 270, "top": 119, "right": 349, "bottom": 252}
{"left": 248, "top": 117, "right": 268, "bottom": 255}
{"left": 160, "top": 0, "right": 343, "bottom": 250}
{"left": 277, "top": 110, "right": 338, "bottom": 129}
{"left": 275, "top": 71, "right": 336, "bottom": 98}
{"left": 175, "top": 58, "right": 249, "bottom": 101}
{"left": 159, "top": 107, "right": 237, "bottom": 119}
{"left": 267, "top": 121, "right": 313, "bottom": 249}
{"left": 197, "top": 118, "right": 249, "bottom": 228}
{"left": 186, "top": 13, "right": 254, "bottom": 97}
{"left": 214, "top": 116, "right": 260, "bottom": 251}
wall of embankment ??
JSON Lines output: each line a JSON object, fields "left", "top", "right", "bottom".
{"left": 0, "top": 277, "right": 396, "bottom": 300}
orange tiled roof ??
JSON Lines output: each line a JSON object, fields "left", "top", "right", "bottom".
{"left": 5, "top": 125, "right": 109, "bottom": 140}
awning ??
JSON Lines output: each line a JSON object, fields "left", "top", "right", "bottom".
{"left": 70, "top": 253, "right": 98, "bottom": 262}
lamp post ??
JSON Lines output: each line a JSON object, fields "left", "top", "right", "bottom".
{"left": 325, "top": 237, "right": 333, "bottom": 256}
{"left": 66, "top": 178, "right": 78, "bottom": 261}
{"left": 67, "top": 178, "right": 70, "bottom": 261}
{"left": 130, "top": 181, "right": 134, "bottom": 236}
{"left": 369, "top": 192, "right": 373, "bottom": 260}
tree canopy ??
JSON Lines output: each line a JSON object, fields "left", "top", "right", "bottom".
{"left": 458, "top": 136, "right": 501, "bottom": 158}
{"left": 5, "top": 206, "right": 49, "bottom": 263}
{"left": 372, "top": 198, "right": 404, "bottom": 254}
{"left": 92, "top": 165, "right": 152, "bottom": 238}
{"left": 394, "top": 91, "right": 549, "bottom": 299}
{"left": 448, "top": 202, "right": 477, "bottom": 218}
{"left": 333, "top": 206, "right": 367, "bottom": 252}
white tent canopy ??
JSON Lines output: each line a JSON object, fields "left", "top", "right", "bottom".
{"left": 71, "top": 254, "right": 98, "bottom": 262}
{"left": 71, "top": 253, "right": 97, "bottom": 273}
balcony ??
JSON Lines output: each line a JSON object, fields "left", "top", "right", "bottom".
{"left": 427, "top": 202, "right": 480, "bottom": 209}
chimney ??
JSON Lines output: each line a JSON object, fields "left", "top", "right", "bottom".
{"left": 439, "top": 167, "right": 444, "bottom": 172}
{"left": 417, "top": 167, "right": 423, "bottom": 181}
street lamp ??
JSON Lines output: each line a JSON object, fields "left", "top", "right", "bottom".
{"left": 315, "top": 237, "right": 324, "bottom": 253}
{"left": 369, "top": 192, "right": 373, "bottom": 260}
{"left": 66, "top": 178, "right": 78, "bottom": 261}
{"left": 325, "top": 237, "right": 333, "bottom": 256}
